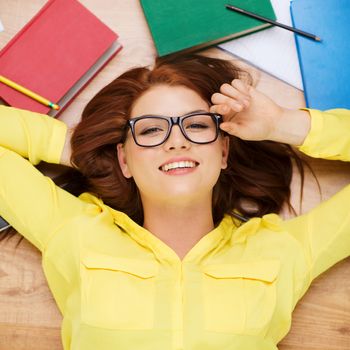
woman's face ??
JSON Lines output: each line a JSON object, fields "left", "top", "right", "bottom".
{"left": 117, "top": 85, "right": 229, "bottom": 206}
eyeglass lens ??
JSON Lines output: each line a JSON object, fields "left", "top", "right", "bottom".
{"left": 133, "top": 114, "right": 218, "bottom": 146}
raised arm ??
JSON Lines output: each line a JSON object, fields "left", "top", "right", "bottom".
{"left": 0, "top": 106, "right": 84, "bottom": 251}
{"left": 211, "top": 81, "right": 350, "bottom": 291}
{"left": 0, "top": 105, "right": 73, "bottom": 167}
{"left": 283, "top": 108, "right": 350, "bottom": 281}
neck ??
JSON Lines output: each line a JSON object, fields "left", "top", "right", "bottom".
{"left": 142, "top": 196, "right": 214, "bottom": 258}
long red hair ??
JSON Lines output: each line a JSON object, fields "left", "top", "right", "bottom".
{"left": 69, "top": 53, "right": 307, "bottom": 226}
{"left": 1, "top": 54, "right": 309, "bottom": 242}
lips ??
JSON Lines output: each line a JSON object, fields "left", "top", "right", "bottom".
{"left": 159, "top": 158, "right": 199, "bottom": 172}
{"left": 160, "top": 160, "right": 198, "bottom": 172}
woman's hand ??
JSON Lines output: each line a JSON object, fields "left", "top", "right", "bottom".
{"left": 210, "top": 79, "right": 311, "bottom": 146}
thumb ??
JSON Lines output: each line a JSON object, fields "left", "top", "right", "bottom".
{"left": 219, "top": 121, "right": 241, "bottom": 137}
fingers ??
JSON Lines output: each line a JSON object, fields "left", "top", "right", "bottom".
{"left": 209, "top": 103, "right": 230, "bottom": 115}
{"left": 230, "top": 79, "right": 251, "bottom": 95}
{"left": 210, "top": 79, "right": 252, "bottom": 138}
{"left": 222, "top": 79, "right": 250, "bottom": 101}
{"left": 208, "top": 103, "right": 241, "bottom": 137}
{"left": 211, "top": 79, "right": 251, "bottom": 114}
{"left": 219, "top": 121, "right": 239, "bottom": 135}
{"left": 211, "top": 95, "right": 246, "bottom": 114}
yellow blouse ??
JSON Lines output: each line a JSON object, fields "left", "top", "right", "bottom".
{"left": 0, "top": 106, "right": 349, "bottom": 350}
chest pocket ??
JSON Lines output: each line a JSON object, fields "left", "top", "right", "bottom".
{"left": 80, "top": 252, "right": 158, "bottom": 330}
{"left": 202, "top": 259, "right": 280, "bottom": 334}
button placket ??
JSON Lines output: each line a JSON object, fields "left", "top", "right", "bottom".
{"left": 172, "top": 262, "right": 184, "bottom": 349}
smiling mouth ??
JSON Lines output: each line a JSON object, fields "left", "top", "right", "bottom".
{"left": 159, "top": 161, "right": 199, "bottom": 172}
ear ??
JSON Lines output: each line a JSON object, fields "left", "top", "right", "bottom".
{"left": 221, "top": 136, "right": 230, "bottom": 170}
{"left": 117, "top": 143, "right": 132, "bottom": 178}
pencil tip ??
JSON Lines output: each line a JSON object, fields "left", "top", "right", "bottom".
{"left": 315, "top": 36, "right": 322, "bottom": 42}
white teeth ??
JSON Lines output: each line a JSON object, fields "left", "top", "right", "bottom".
{"left": 161, "top": 161, "right": 197, "bottom": 172}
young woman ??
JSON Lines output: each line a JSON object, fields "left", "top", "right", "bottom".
{"left": 0, "top": 54, "right": 349, "bottom": 350}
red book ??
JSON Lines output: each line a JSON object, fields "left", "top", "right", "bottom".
{"left": 0, "top": 0, "right": 122, "bottom": 116}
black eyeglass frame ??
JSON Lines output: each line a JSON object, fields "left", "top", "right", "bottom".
{"left": 127, "top": 112, "right": 223, "bottom": 147}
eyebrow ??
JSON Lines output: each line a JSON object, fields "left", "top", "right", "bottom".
{"left": 137, "top": 109, "right": 209, "bottom": 118}
{"left": 187, "top": 109, "right": 208, "bottom": 114}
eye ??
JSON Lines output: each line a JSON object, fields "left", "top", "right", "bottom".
{"left": 139, "top": 126, "right": 165, "bottom": 135}
{"left": 183, "top": 115, "right": 214, "bottom": 131}
{"left": 186, "top": 122, "right": 209, "bottom": 130}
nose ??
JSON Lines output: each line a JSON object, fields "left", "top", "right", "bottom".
{"left": 163, "top": 125, "right": 191, "bottom": 150}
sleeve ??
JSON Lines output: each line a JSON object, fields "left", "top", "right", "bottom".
{"left": 298, "top": 108, "right": 350, "bottom": 161}
{"left": 282, "top": 185, "right": 350, "bottom": 282}
{"left": 0, "top": 105, "right": 67, "bottom": 165}
{"left": 0, "top": 106, "right": 85, "bottom": 252}
{"left": 282, "top": 108, "right": 350, "bottom": 286}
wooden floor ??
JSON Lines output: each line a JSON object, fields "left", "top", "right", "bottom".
{"left": 1, "top": 1, "right": 350, "bottom": 349}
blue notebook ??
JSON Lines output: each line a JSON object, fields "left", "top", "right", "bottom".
{"left": 290, "top": 0, "right": 350, "bottom": 110}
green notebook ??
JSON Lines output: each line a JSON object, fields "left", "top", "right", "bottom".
{"left": 140, "top": 0, "right": 276, "bottom": 56}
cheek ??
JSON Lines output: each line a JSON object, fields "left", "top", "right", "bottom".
{"left": 203, "top": 148, "right": 227, "bottom": 185}
{"left": 126, "top": 149, "right": 158, "bottom": 183}
{"left": 118, "top": 141, "right": 147, "bottom": 180}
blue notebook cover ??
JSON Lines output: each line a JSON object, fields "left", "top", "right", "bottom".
{"left": 290, "top": 0, "right": 350, "bottom": 110}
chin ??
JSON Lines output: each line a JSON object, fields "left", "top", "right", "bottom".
{"left": 159, "top": 185, "right": 212, "bottom": 203}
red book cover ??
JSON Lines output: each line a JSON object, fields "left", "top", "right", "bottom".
{"left": 0, "top": 0, "right": 122, "bottom": 115}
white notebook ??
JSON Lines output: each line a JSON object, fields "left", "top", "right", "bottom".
{"left": 218, "top": 0, "right": 303, "bottom": 90}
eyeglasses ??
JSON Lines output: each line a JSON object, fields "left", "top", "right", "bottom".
{"left": 127, "top": 112, "right": 223, "bottom": 147}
